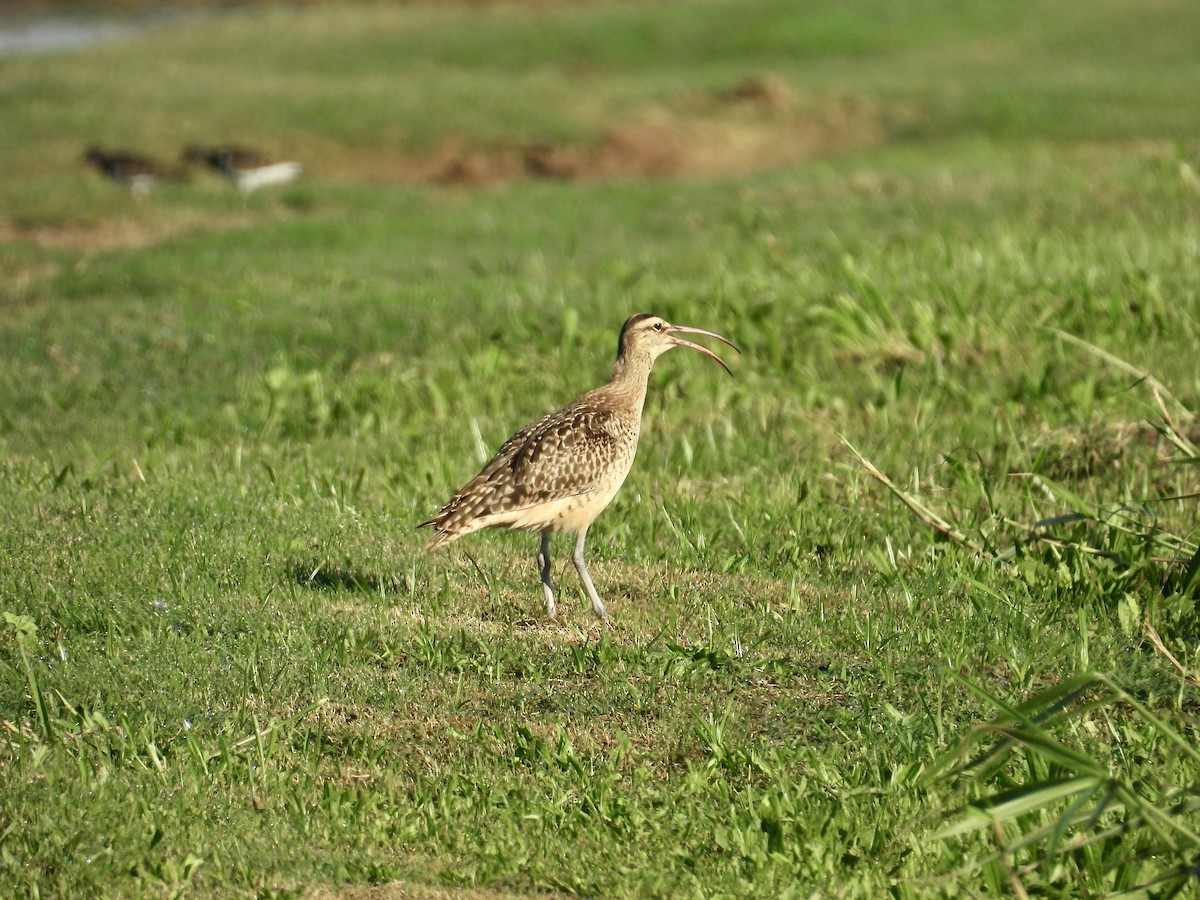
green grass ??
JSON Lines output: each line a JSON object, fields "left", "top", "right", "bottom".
{"left": 1, "top": 0, "right": 1199, "bottom": 896}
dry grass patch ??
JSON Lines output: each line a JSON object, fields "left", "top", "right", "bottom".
{"left": 1031, "top": 419, "right": 1190, "bottom": 480}
{"left": 0, "top": 207, "right": 278, "bottom": 253}
{"left": 434, "top": 92, "right": 890, "bottom": 185}
{"left": 318, "top": 83, "right": 895, "bottom": 186}
{"left": 306, "top": 881, "right": 546, "bottom": 900}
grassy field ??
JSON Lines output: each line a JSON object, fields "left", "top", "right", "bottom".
{"left": 2, "top": 0, "right": 1199, "bottom": 896}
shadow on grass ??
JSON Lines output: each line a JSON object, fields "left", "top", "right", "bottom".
{"left": 289, "top": 560, "right": 399, "bottom": 594}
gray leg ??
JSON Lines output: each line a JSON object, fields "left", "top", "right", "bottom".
{"left": 572, "top": 528, "right": 610, "bottom": 620}
{"left": 539, "top": 531, "right": 556, "bottom": 616}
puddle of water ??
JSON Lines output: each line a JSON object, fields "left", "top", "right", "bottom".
{"left": 0, "top": 17, "right": 130, "bottom": 56}
{"left": 0, "top": 8, "right": 197, "bottom": 58}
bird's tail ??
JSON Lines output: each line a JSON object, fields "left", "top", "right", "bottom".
{"left": 416, "top": 513, "right": 461, "bottom": 550}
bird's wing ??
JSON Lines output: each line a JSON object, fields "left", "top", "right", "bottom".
{"left": 420, "top": 403, "right": 622, "bottom": 528}
{"left": 503, "top": 405, "right": 623, "bottom": 503}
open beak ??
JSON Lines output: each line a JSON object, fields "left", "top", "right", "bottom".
{"left": 667, "top": 324, "right": 740, "bottom": 376}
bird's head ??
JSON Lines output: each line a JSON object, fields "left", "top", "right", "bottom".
{"left": 616, "top": 313, "right": 739, "bottom": 375}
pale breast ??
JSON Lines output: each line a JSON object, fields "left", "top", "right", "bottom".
{"left": 502, "top": 457, "right": 635, "bottom": 533}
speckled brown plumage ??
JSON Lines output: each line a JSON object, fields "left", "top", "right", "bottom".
{"left": 419, "top": 313, "right": 737, "bottom": 619}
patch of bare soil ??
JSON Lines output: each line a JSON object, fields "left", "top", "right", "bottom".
{"left": 0, "top": 219, "right": 167, "bottom": 253}
{"left": 5, "top": 79, "right": 897, "bottom": 253}
{"left": 377, "top": 82, "right": 893, "bottom": 186}
{"left": 0, "top": 210, "right": 265, "bottom": 253}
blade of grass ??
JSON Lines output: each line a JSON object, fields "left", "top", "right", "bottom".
{"left": 1042, "top": 327, "right": 1191, "bottom": 420}
{"left": 932, "top": 776, "right": 1104, "bottom": 840}
{"left": 841, "top": 437, "right": 986, "bottom": 554}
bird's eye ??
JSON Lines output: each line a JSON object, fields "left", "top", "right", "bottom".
{"left": 653, "top": 322, "right": 663, "bottom": 331}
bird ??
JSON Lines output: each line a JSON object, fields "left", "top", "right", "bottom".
{"left": 419, "top": 313, "right": 738, "bottom": 620}
{"left": 83, "top": 146, "right": 182, "bottom": 196}
{"left": 183, "top": 144, "right": 302, "bottom": 195}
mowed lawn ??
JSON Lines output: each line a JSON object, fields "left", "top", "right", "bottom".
{"left": 1, "top": 0, "right": 1198, "bottom": 896}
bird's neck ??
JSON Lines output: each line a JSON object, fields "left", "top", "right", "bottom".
{"left": 605, "top": 351, "right": 655, "bottom": 415}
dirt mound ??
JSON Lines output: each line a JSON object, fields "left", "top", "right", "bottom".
{"left": 418, "top": 85, "right": 890, "bottom": 186}
{"left": 727, "top": 75, "right": 798, "bottom": 110}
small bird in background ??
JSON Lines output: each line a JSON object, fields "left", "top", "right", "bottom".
{"left": 83, "top": 146, "right": 183, "bottom": 196}
{"left": 419, "top": 313, "right": 738, "bottom": 620}
{"left": 183, "top": 144, "right": 302, "bottom": 195}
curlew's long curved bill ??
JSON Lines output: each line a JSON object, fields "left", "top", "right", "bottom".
{"left": 667, "top": 324, "right": 740, "bottom": 376}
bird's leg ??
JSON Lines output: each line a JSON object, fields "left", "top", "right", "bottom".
{"left": 538, "top": 530, "right": 557, "bottom": 616}
{"left": 572, "top": 527, "right": 611, "bottom": 621}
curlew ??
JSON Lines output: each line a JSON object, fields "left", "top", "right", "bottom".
{"left": 183, "top": 144, "right": 302, "bottom": 195}
{"left": 419, "top": 313, "right": 737, "bottom": 620}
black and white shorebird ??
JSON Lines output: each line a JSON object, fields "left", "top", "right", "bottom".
{"left": 83, "top": 146, "right": 183, "bottom": 196}
{"left": 183, "top": 144, "right": 302, "bottom": 195}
